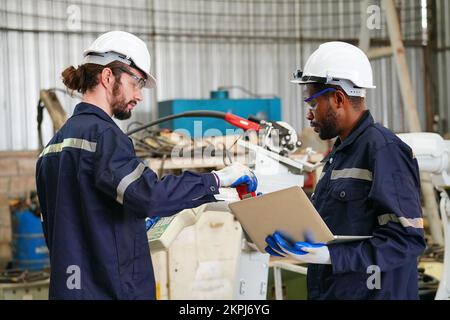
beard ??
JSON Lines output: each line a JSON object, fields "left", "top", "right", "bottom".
{"left": 111, "top": 98, "right": 132, "bottom": 120}
{"left": 311, "top": 101, "right": 340, "bottom": 140}
{"left": 111, "top": 81, "right": 136, "bottom": 120}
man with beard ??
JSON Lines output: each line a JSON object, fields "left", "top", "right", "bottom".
{"left": 265, "top": 42, "right": 425, "bottom": 299}
{"left": 35, "top": 31, "right": 257, "bottom": 299}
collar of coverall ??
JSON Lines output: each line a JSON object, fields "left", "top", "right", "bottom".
{"left": 321, "top": 110, "right": 374, "bottom": 164}
{"left": 73, "top": 102, "right": 118, "bottom": 126}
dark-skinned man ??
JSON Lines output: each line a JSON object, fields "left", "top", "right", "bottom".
{"left": 265, "top": 41, "right": 425, "bottom": 300}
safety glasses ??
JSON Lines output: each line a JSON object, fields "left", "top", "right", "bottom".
{"left": 304, "top": 87, "right": 337, "bottom": 109}
{"left": 118, "top": 67, "right": 147, "bottom": 90}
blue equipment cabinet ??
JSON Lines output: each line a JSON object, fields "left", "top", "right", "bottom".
{"left": 158, "top": 91, "right": 281, "bottom": 137}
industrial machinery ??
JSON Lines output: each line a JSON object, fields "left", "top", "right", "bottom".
{"left": 157, "top": 90, "right": 281, "bottom": 137}
{"left": 398, "top": 133, "right": 450, "bottom": 300}
{"left": 131, "top": 104, "right": 450, "bottom": 300}
{"left": 129, "top": 107, "right": 318, "bottom": 300}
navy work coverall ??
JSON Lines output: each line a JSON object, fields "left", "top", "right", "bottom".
{"left": 36, "top": 102, "right": 219, "bottom": 299}
{"left": 308, "top": 110, "right": 426, "bottom": 299}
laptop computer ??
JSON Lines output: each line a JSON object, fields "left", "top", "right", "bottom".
{"left": 228, "top": 186, "right": 372, "bottom": 252}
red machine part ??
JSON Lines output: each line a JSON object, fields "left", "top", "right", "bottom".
{"left": 224, "top": 113, "right": 260, "bottom": 131}
{"left": 235, "top": 184, "right": 256, "bottom": 200}
{"left": 225, "top": 113, "right": 260, "bottom": 199}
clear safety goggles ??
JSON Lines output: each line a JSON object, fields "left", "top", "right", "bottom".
{"left": 304, "top": 87, "right": 337, "bottom": 109}
{"left": 119, "top": 67, "right": 147, "bottom": 90}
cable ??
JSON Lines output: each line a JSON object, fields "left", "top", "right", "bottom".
{"left": 126, "top": 110, "right": 228, "bottom": 136}
{"left": 36, "top": 99, "right": 44, "bottom": 150}
{"left": 126, "top": 121, "right": 145, "bottom": 132}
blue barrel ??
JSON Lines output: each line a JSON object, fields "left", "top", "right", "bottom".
{"left": 12, "top": 209, "right": 49, "bottom": 270}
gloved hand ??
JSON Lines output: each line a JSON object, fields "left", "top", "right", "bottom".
{"left": 145, "top": 216, "right": 160, "bottom": 231}
{"left": 212, "top": 162, "right": 258, "bottom": 192}
{"left": 265, "top": 231, "right": 331, "bottom": 264}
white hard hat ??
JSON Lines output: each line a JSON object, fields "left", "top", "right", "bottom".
{"left": 291, "top": 41, "right": 375, "bottom": 97}
{"left": 83, "top": 31, "right": 156, "bottom": 89}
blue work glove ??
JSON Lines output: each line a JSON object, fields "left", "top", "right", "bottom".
{"left": 145, "top": 216, "right": 160, "bottom": 231}
{"left": 212, "top": 162, "right": 258, "bottom": 192}
{"left": 265, "top": 231, "right": 331, "bottom": 264}
{"left": 230, "top": 172, "right": 258, "bottom": 192}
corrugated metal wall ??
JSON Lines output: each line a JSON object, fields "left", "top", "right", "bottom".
{"left": 0, "top": 0, "right": 441, "bottom": 151}
{"left": 0, "top": 0, "right": 154, "bottom": 150}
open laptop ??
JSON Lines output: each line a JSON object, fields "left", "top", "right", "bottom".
{"left": 228, "top": 186, "right": 372, "bottom": 252}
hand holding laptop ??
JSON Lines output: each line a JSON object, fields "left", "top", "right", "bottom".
{"left": 265, "top": 231, "right": 331, "bottom": 264}
{"left": 228, "top": 186, "right": 372, "bottom": 253}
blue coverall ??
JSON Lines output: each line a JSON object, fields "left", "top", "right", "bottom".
{"left": 36, "top": 102, "right": 219, "bottom": 299}
{"left": 308, "top": 110, "right": 426, "bottom": 299}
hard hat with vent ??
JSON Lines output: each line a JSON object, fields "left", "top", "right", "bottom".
{"left": 291, "top": 41, "right": 375, "bottom": 97}
{"left": 83, "top": 31, "right": 156, "bottom": 89}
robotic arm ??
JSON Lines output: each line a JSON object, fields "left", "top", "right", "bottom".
{"left": 134, "top": 111, "right": 314, "bottom": 252}
{"left": 127, "top": 110, "right": 301, "bottom": 156}
{"left": 397, "top": 133, "right": 450, "bottom": 178}
{"left": 397, "top": 133, "right": 450, "bottom": 300}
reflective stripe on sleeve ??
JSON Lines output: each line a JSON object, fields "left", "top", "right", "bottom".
{"left": 39, "top": 138, "right": 97, "bottom": 157}
{"left": 116, "top": 163, "right": 146, "bottom": 205}
{"left": 378, "top": 213, "right": 424, "bottom": 229}
{"left": 330, "top": 168, "right": 373, "bottom": 181}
